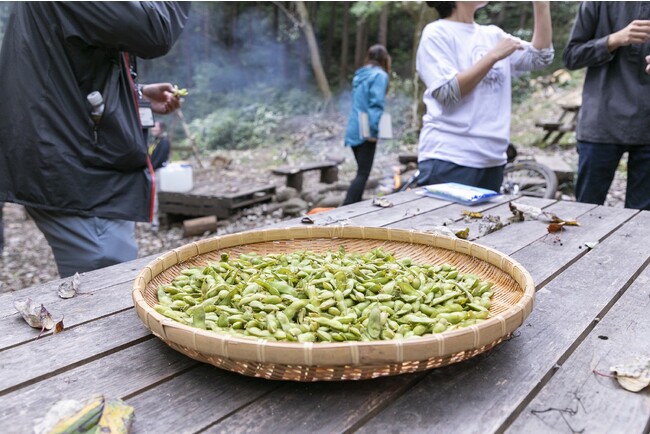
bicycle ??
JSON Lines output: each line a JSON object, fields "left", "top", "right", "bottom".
{"left": 394, "top": 143, "right": 559, "bottom": 199}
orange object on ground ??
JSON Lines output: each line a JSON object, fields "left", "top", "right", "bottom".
{"left": 307, "top": 207, "right": 336, "bottom": 215}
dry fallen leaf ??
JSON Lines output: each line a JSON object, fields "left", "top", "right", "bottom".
{"left": 14, "top": 298, "right": 54, "bottom": 331}
{"left": 462, "top": 210, "right": 483, "bottom": 219}
{"left": 53, "top": 317, "right": 65, "bottom": 335}
{"left": 547, "top": 222, "right": 566, "bottom": 233}
{"left": 610, "top": 356, "right": 650, "bottom": 392}
{"left": 58, "top": 272, "right": 81, "bottom": 299}
{"left": 372, "top": 198, "right": 393, "bottom": 208}
{"left": 478, "top": 215, "right": 504, "bottom": 237}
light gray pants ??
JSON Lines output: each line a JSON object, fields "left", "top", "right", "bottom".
{"left": 26, "top": 207, "right": 138, "bottom": 278}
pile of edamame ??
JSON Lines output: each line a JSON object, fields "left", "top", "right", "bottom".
{"left": 154, "top": 247, "right": 494, "bottom": 342}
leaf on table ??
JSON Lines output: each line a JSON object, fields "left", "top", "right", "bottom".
{"left": 53, "top": 316, "right": 65, "bottom": 335}
{"left": 509, "top": 202, "right": 580, "bottom": 227}
{"left": 549, "top": 214, "right": 580, "bottom": 226}
{"left": 610, "top": 356, "right": 650, "bottom": 392}
{"left": 509, "top": 201, "right": 541, "bottom": 221}
{"left": 14, "top": 298, "right": 54, "bottom": 330}
{"left": 462, "top": 210, "right": 483, "bottom": 219}
{"left": 454, "top": 227, "right": 470, "bottom": 239}
{"left": 72, "top": 272, "right": 81, "bottom": 291}
{"left": 372, "top": 197, "right": 393, "bottom": 208}
{"left": 57, "top": 282, "right": 74, "bottom": 299}
{"left": 478, "top": 215, "right": 504, "bottom": 237}
{"left": 547, "top": 222, "right": 566, "bottom": 233}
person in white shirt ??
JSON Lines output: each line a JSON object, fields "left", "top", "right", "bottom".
{"left": 416, "top": 1, "right": 553, "bottom": 191}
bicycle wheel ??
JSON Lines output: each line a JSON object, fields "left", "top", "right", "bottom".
{"left": 501, "top": 161, "right": 558, "bottom": 199}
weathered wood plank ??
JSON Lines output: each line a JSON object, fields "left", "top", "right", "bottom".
{"left": 353, "top": 211, "right": 650, "bottom": 434}
{"left": 507, "top": 243, "right": 650, "bottom": 433}
{"left": 202, "top": 372, "right": 426, "bottom": 434}
{"left": 0, "top": 340, "right": 197, "bottom": 430}
{"left": 0, "top": 310, "right": 150, "bottom": 392}
{"left": 266, "top": 190, "right": 428, "bottom": 229}
{"left": 478, "top": 199, "right": 597, "bottom": 255}
{"left": 345, "top": 193, "right": 514, "bottom": 228}
{"left": 386, "top": 195, "right": 545, "bottom": 234}
{"left": 0, "top": 279, "right": 137, "bottom": 349}
{"left": 0, "top": 254, "right": 156, "bottom": 319}
{"left": 511, "top": 204, "right": 638, "bottom": 287}
{"left": 126, "top": 365, "right": 283, "bottom": 433}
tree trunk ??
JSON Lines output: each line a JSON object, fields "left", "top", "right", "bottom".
{"left": 519, "top": 3, "right": 529, "bottom": 29}
{"left": 410, "top": 3, "right": 431, "bottom": 130}
{"left": 324, "top": 2, "right": 337, "bottom": 72}
{"left": 296, "top": 1, "right": 332, "bottom": 102}
{"left": 339, "top": 1, "right": 350, "bottom": 87}
{"left": 354, "top": 16, "right": 368, "bottom": 69}
{"left": 378, "top": 4, "right": 389, "bottom": 47}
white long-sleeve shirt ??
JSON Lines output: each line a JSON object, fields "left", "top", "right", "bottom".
{"left": 417, "top": 19, "right": 553, "bottom": 168}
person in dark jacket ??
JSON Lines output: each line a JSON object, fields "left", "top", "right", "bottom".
{"left": 342, "top": 44, "right": 391, "bottom": 205}
{"left": 0, "top": 2, "right": 190, "bottom": 277}
{"left": 563, "top": 2, "right": 650, "bottom": 210}
{"left": 149, "top": 121, "right": 171, "bottom": 171}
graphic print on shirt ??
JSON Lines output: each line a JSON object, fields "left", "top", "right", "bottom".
{"left": 472, "top": 45, "right": 504, "bottom": 92}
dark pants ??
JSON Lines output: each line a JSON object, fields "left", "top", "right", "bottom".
{"left": 343, "top": 141, "right": 377, "bottom": 205}
{"left": 576, "top": 142, "right": 650, "bottom": 210}
{"left": 26, "top": 207, "right": 137, "bottom": 277}
{"left": 417, "top": 158, "right": 505, "bottom": 192}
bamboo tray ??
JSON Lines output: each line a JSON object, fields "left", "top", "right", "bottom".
{"left": 132, "top": 226, "right": 534, "bottom": 381}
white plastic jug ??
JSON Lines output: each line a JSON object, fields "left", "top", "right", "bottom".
{"left": 157, "top": 163, "right": 193, "bottom": 193}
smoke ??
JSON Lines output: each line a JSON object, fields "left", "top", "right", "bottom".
{"left": 140, "top": 4, "right": 313, "bottom": 101}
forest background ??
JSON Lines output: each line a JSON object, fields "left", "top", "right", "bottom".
{"left": 0, "top": 1, "right": 581, "bottom": 155}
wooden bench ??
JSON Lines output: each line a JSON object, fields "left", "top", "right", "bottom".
{"left": 272, "top": 161, "right": 339, "bottom": 192}
{"left": 535, "top": 102, "right": 581, "bottom": 145}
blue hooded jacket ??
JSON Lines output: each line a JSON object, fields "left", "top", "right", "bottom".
{"left": 345, "top": 65, "right": 389, "bottom": 147}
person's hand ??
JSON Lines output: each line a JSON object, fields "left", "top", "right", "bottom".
{"left": 608, "top": 20, "right": 650, "bottom": 52}
{"left": 142, "top": 83, "right": 182, "bottom": 114}
{"left": 488, "top": 37, "right": 524, "bottom": 63}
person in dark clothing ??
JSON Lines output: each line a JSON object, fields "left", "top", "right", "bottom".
{"left": 342, "top": 45, "right": 391, "bottom": 205}
{"left": 563, "top": 2, "right": 650, "bottom": 210}
{"left": 0, "top": 2, "right": 190, "bottom": 277}
{"left": 149, "top": 121, "right": 171, "bottom": 170}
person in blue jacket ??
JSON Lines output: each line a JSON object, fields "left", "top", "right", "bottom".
{"left": 342, "top": 44, "right": 391, "bottom": 205}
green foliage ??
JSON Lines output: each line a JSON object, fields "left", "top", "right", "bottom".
{"left": 185, "top": 85, "right": 321, "bottom": 151}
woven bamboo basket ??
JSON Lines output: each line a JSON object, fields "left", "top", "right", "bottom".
{"left": 132, "top": 226, "right": 534, "bottom": 381}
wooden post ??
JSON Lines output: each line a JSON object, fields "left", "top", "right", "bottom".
{"left": 182, "top": 216, "right": 218, "bottom": 237}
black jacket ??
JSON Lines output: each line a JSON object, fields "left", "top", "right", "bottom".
{"left": 0, "top": 2, "right": 190, "bottom": 221}
{"left": 563, "top": 1, "right": 650, "bottom": 145}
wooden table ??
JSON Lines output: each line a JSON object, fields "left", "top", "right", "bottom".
{"left": 2, "top": 191, "right": 649, "bottom": 433}
{"left": 535, "top": 102, "right": 581, "bottom": 146}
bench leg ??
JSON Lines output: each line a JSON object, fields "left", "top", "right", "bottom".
{"left": 286, "top": 173, "right": 304, "bottom": 191}
{"left": 320, "top": 167, "right": 338, "bottom": 184}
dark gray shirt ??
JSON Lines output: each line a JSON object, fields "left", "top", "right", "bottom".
{"left": 563, "top": 1, "right": 650, "bottom": 145}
